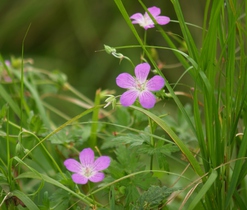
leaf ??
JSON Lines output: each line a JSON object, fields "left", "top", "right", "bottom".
{"left": 101, "top": 132, "right": 150, "bottom": 149}
{"left": 108, "top": 160, "right": 125, "bottom": 179}
{"left": 50, "top": 189, "right": 70, "bottom": 210}
{"left": 113, "top": 134, "right": 145, "bottom": 147}
{"left": 0, "top": 84, "right": 20, "bottom": 118}
{"left": 11, "top": 190, "right": 39, "bottom": 210}
{"left": 157, "top": 153, "right": 170, "bottom": 171}
{"left": 48, "top": 129, "right": 72, "bottom": 144}
{"left": 48, "top": 125, "right": 87, "bottom": 144}
{"left": 125, "top": 185, "right": 140, "bottom": 208}
{"left": 137, "top": 143, "right": 179, "bottom": 156}
{"left": 132, "top": 172, "right": 159, "bottom": 190}
{"left": 115, "top": 106, "right": 131, "bottom": 126}
{"left": 164, "top": 104, "right": 197, "bottom": 145}
{"left": 27, "top": 110, "right": 46, "bottom": 134}
{"left": 115, "top": 147, "right": 143, "bottom": 174}
{"left": 48, "top": 70, "right": 67, "bottom": 87}
{"left": 39, "top": 191, "right": 50, "bottom": 210}
{"left": 134, "top": 186, "right": 175, "bottom": 209}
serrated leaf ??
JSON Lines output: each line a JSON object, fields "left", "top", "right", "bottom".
{"left": 50, "top": 189, "right": 70, "bottom": 210}
{"left": 138, "top": 143, "right": 179, "bottom": 156}
{"left": 115, "top": 147, "right": 143, "bottom": 173}
{"left": 48, "top": 125, "right": 86, "bottom": 144}
{"left": 157, "top": 153, "right": 170, "bottom": 171}
{"left": 134, "top": 186, "right": 175, "bottom": 209}
{"left": 164, "top": 104, "right": 197, "bottom": 144}
{"left": 112, "top": 134, "right": 145, "bottom": 147}
{"left": 48, "top": 130, "right": 72, "bottom": 144}
{"left": 27, "top": 111, "right": 46, "bottom": 134}
{"left": 115, "top": 107, "right": 131, "bottom": 126}
{"left": 108, "top": 160, "right": 125, "bottom": 179}
{"left": 125, "top": 185, "right": 140, "bottom": 207}
{"left": 132, "top": 172, "right": 159, "bottom": 190}
{"left": 101, "top": 132, "right": 150, "bottom": 149}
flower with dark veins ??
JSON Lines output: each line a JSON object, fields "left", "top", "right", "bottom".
{"left": 116, "top": 63, "right": 165, "bottom": 109}
{"left": 64, "top": 148, "right": 110, "bottom": 184}
{"left": 130, "top": 6, "right": 170, "bottom": 30}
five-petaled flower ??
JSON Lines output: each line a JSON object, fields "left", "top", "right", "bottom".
{"left": 64, "top": 148, "right": 111, "bottom": 184}
{"left": 130, "top": 6, "right": 170, "bottom": 30}
{"left": 116, "top": 63, "right": 165, "bottom": 109}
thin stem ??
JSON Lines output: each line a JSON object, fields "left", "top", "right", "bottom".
{"left": 6, "top": 106, "right": 12, "bottom": 186}
{"left": 87, "top": 182, "right": 96, "bottom": 205}
{"left": 148, "top": 117, "right": 155, "bottom": 170}
{"left": 142, "top": 30, "right": 147, "bottom": 60}
{"left": 20, "top": 24, "right": 31, "bottom": 144}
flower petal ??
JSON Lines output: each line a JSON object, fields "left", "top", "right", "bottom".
{"left": 89, "top": 172, "right": 105, "bottom": 183}
{"left": 72, "top": 173, "right": 88, "bottom": 184}
{"left": 120, "top": 90, "right": 139, "bottom": 107}
{"left": 143, "top": 24, "right": 154, "bottom": 30}
{"left": 135, "top": 63, "right": 150, "bottom": 83}
{"left": 130, "top": 13, "right": 144, "bottom": 24}
{"left": 79, "top": 148, "right": 94, "bottom": 167}
{"left": 64, "top": 159, "right": 81, "bottom": 173}
{"left": 116, "top": 73, "right": 136, "bottom": 89}
{"left": 93, "top": 156, "right": 111, "bottom": 171}
{"left": 139, "top": 91, "right": 156, "bottom": 109}
{"left": 147, "top": 6, "right": 161, "bottom": 17}
{"left": 146, "top": 75, "right": 165, "bottom": 91}
{"left": 156, "top": 16, "right": 170, "bottom": 25}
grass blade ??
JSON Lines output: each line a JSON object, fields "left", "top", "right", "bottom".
{"left": 11, "top": 190, "right": 39, "bottom": 210}
{"left": 187, "top": 170, "right": 218, "bottom": 210}
{"left": 130, "top": 105, "right": 204, "bottom": 177}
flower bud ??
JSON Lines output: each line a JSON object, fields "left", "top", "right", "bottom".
{"left": 104, "top": 45, "right": 116, "bottom": 54}
{"left": 15, "top": 142, "right": 23, "bottom": 155}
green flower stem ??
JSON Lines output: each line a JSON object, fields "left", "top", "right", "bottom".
{"left": 6, "top": 106, "right": 12, "bottom": 186}
{"left": 142, "top": 30, "right": 147, "bottom": 60}
{"left": 87, "top": 182, "right": 96, "bottom": 206}
{"left": 148, "top": 117, "right": 155, "bottom": 170}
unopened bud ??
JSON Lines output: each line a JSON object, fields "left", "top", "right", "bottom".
{"left": 104, "top": 45, "right": 116, "bottom": 54}
{"left": 15, "top": 142, "right": 23, "bottom": 155}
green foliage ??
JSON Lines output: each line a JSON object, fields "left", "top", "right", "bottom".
{"left": 0, "top": 0, "right": 247, "bottom": 209}
{"left": 134, "top": 186, "right": 175, "bottom": 210}
{"left": 49, "top": 189, "right": 70, "bottom": 210}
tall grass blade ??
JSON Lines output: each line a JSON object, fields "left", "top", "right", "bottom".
{"left": 11, "top": 190, "right": 39, "bottom": 210}
{"left": 130, "top": 105, "right": 204, "bottom": 177}
{"left": 187, "top": 170, "right": 217, "bottom": 210}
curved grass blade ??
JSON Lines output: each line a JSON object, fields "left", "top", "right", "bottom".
{"left": 225, "top": 128, "right": 247, "bottom": 208}
{"left": 187, "top": 170, "right": 217, "bottom": 210}
{"left": 11, "top": 190, "right": 39, "bottom": 210}
{"left": 0, "top": 84, "right": 21, "bottom": 118}
{"left": 130, "top": 105, "right": 204, "bottom": 177}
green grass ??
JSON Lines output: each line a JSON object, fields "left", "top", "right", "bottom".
{"left": 0, "top": 0, "right": 247, "bottom": 209}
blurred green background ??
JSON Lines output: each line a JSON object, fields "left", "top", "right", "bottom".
{"left": 0, "top": 0, "right": 205, "bottom": 102}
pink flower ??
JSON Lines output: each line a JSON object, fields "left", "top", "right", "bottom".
{"left": 130, "top": 6, "right": 170, "bottom": 30}
{"left": 64, "top": 148, "right": 110, "bottom": 184}
{"left": 116, "top": 63, "right": 165, "bottom": 109}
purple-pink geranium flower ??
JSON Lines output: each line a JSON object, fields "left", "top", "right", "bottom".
{"left": 116, "top": 63, "right": 165, "bottom": 109}
{"left": 130, "top": 6, "right": 170, "bottom": 30}
{"left": 64, "top": 148, "right": 110, "bottom": 184}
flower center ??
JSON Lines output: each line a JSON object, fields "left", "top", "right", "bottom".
{"left": 136, "top": 81, "right": 146, "bottom": 91}
{"left": 143, "top": 14, "right": 154, "bottom": 26}
{"left": 83, "top": 167, "right": 94, "bottom": 178}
